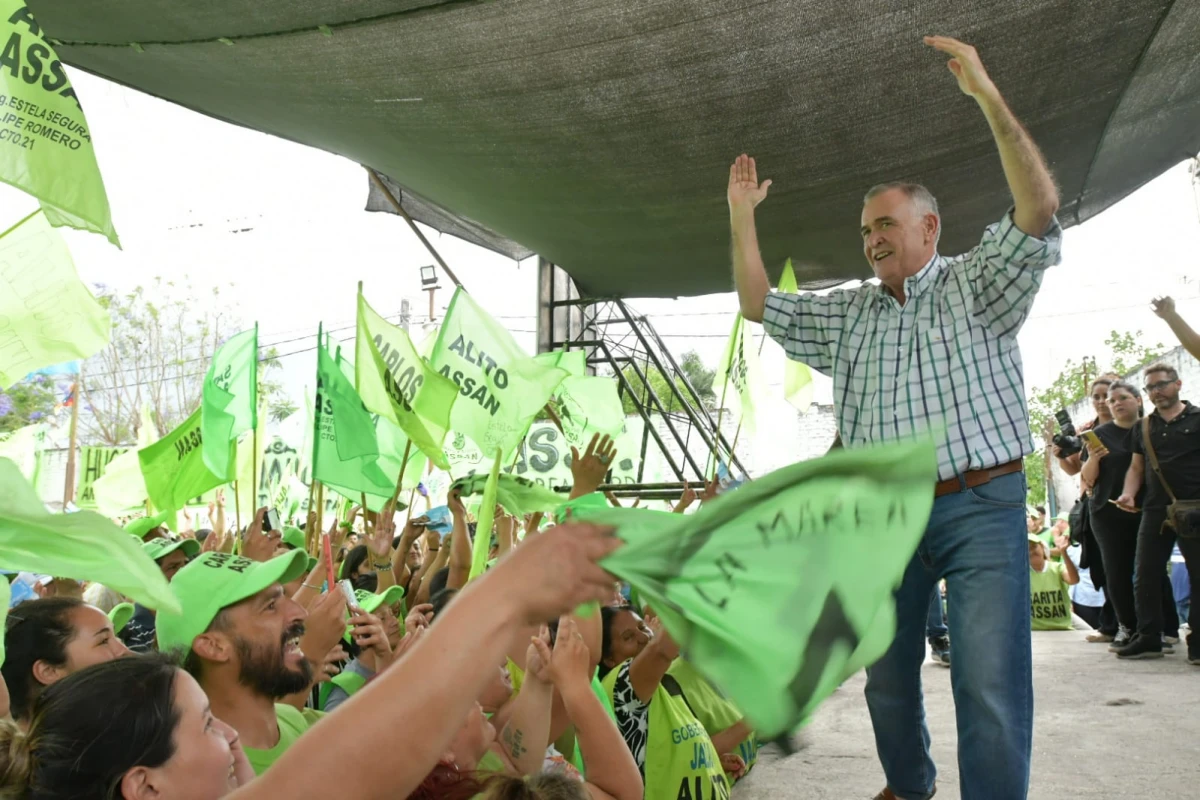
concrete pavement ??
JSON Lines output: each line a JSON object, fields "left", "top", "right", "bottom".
{"left": 735, "top": 629, "right": 1198, "bottom": 799}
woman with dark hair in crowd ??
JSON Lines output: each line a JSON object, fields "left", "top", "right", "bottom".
{"left": 1081, "top": 379, "right": 1181, "bottom": 652}
{"left": 1, "top": 597, "right": 130, "bottom": 724}
{"left": 597, "top": 605, "right": 737, "bottom": 800}
{"left": 0, "top": 652, "right": 255, "bottom": 799}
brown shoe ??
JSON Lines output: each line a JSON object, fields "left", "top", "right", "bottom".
{"left": 874, "top": 788, "right": 937, "bottom": 800}
{"left": 1086, "top": 631, "right": 1115, "bottom": 643}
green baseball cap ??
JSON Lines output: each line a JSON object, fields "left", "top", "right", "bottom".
{"left": 142, "top": 537, "right": 200, "bottom": 564}
{"left": 125, "top": 510, "right": 172, "bottom": 539}
{"left": 353, "top": 585, "right": 405, "bottom": 615}
{"left": 156, "top": 550, "right": 310, "bottom": 655}
{"left": 281, "top": 526, "right": 317, "bottom": 571}
{"left": 108, "top": 602, "right": 135, "bottom": 633}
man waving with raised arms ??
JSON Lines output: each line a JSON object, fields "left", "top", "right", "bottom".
{"left": 728, "top": 36, "right": 1061, "bottom": 800}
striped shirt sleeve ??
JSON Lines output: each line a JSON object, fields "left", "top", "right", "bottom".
{"left": 761, "top": 290, "right": 849, "bottom": 374}
{"left": 962, "top": 208, "right": 1063, "bottom": 339}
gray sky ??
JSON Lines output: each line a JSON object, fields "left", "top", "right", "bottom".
{"left": 5, "top": 69, "right": 1199, "bottom": 422}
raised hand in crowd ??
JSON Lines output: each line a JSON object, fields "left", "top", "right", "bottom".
{"left": 348, "top": 610, "right": 392, "bottom": 672}
{"left": 1152, "top": 295, "right": 1200, "bottom": 362}
{"left": 363, "top": 500, "right": 398, "bottom": 591}
{"left": 673, "top": 484, "right": 697, "bottom": 514}
{"left": 569, "top": 433, "right": 617, "bottom": 499}
{"left": 699, "top": 475, "right": 720, "bottom": 505}
{"left": 297, "top": 588, "right": 349, "bottom": 677}
{"left": 241, "top": 507, "right": 282, "bottom": 563}
{"left": 315, "top": 643, "right": 347, "bottom": 685}
{"left": 404, "top": 602, "right": 435, "bottom": 637}
{"left": 391, "top": 511, "right": 428, "bottom": 589}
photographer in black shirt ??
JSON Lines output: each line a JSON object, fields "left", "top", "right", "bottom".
{"left": 1115, "top": 363, "right": 1200, "bottom": 663}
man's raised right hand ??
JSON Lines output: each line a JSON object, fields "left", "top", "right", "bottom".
{"left": 727, "top": 154, "right": 772, "bottom": 214}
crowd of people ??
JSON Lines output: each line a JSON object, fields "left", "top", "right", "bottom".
{"left": 2, "top": 434, "right": 757, "bottom": 800}
{"left": 2, "top": 33, "right": 1197, "bottom": 800}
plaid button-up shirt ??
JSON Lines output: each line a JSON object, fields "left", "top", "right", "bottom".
{"left": 763, "top": 209, "right": 1062, "bottom": 481}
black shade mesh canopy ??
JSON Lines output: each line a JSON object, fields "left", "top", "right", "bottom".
{"left": 34, "top": 0, "right": 1200, "bottom": 297}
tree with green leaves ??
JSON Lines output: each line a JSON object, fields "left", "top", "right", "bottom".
{"left": 78, "top": 278, "right": 292, "bottom": 446}
{"left": 0, "top": 373, "right": 60, "bottom": 433}
{"left": 620, "top": 350, "right": 715, "bottom": 415}
{"left": 1024, "top": 329, "right": 1166, "bottom": 505}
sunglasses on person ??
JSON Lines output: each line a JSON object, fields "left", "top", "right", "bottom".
{"left": 1144, "top": 379, "right": 1177, "bottom": 393}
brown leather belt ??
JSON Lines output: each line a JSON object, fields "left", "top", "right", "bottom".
{"left": 934, "top": 459, "right": 1023, "bottom": 498}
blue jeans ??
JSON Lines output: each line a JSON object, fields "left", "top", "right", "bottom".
{"left": 864, "top": 472, "right": 1032, "bottom": 800}
{"left": 926, "top": 587, "right": 947, "bottom": 640}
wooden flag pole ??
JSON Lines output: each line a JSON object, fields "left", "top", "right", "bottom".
{"left": 61, "top": 378, "right": 81, "bottom": 509}
{"left": 367, "top": 169, "right": 464, "bottom": 289}
{"left": 233, "top": 480, "right": 242, "bottom": 537}
{"left": 389, "top": 440, "right": 414, "bottom": 508}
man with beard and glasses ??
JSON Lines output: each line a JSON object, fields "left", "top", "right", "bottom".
{"left": 156, "top": 549, "right": 326, "bottom": 774}
{"left": 1116, "top": 361, "right": 1200, "bottom": 664}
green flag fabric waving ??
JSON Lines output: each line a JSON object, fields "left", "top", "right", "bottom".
{"left": 0, "top": 212, "right": 111, "bottom": 388}
{"left": 0, "top": 422, "right": 44, "bottom": 482}
{"left": 313, "top": 337, "right": 395, "bottom": 504}
{"left": 467, "top": 448, "right": 503, "bottom": 580}
{"left": 775, "top": 260, "right": 815, "bottom": 411}
{"left": 0, "top": 459, "right": 180, "bottom": 613}
{"left": 139, "top": 407, "right": 232, "bottom": 514}
{"left": 201, "top": 327, "right": 258, "bottom": 479}
{"left": 431, "top": 288, "right": 568, "bottom": 457}
{"left": 355, "top": 288, "right": 456, "bottom": 470}
{"left": 92, "top": 403, "right": 158, "bottom": 516}
{"left": 0, "top": 2, "right": 119, "bottom": 245}
{"left": 712, "top": 313, "right": 766, "bottom": 437}
{"left": 573, "top": 439, "right": 937, "bottom": 739}
{"left": 451, "top": 472, "right": 567, "bottom": 519}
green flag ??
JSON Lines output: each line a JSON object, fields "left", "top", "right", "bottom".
{"left": 713, "top": 313, "right": 765, "bottom": 437}
{"left": 536, "top": 347, "right": 625, "bottom": 446}
{"left": 451, "top": 472, "right": 567, "bottom": 519}
{"left": 776, "top": 260, "right": 815, "bottom": 411}
{"left": 233, "top": 402, "right": 267, "bottom": 514}
{"left": 431, "top": 288, "right": 568, "bottom": 457}
{"left": 0, "top": 422, "right": 44, "bottom": 482}
{"left": 0, "top": 579, "right": 9, "bottom": 666}
{"left": 468, "top": 448, "right": 502, "bottom": 580}
{"left": 313, "top": 336, "right": 395, "bottom": 503}
{"left": 92, "top": 403, "right": 158, "bottom": 516}
{"left": 0, "top": 459, "right": 180, "bottom": 613}
{"left": 201, "top": 327, "right": 258, "bottom": 479}
{"left": 139, "top": 407, "right": 232, "bottom": 514}
{"left": 574, "top": 438, "right": 937, "bottom": 739}
{"left": 0, "top": 212, "right": 111, "bottom": 388}
{"left": 0, "top": 2, "right": 119, "bottom": 245}
{"left": 356, "top": 288, "right": 456, "bottom": 469}
{"left": 556, "top": 375, "right": 625, "bottom": 447}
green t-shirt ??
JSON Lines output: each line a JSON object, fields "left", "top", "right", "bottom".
{"left": 244, "top": 705, "right": 325, "bottom": 775}
{"left": 1030, "top": 562, "right": 1073, "bottom": 631}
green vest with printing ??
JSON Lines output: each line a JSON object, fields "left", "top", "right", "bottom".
{"left": 1030, "top": 562, "right": 1073, "bottom": 631}
{"left": 602, "top": 668, "right": 730, "bottom": 800}
{"left": 667, "top": 659, "right": 757, "bottom": 776}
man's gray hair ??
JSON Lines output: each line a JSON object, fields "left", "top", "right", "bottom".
{"left": 864, "top": 182, "right": 940, "bottom": 218}
{"left": 863, "top": 182, "right": 940, "bottom": 243}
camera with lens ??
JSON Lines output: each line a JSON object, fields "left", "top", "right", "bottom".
{"left": 1052, "top": 409, "right": 1082, "bottom": 457}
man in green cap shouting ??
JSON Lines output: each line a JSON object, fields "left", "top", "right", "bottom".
{"left": 119, "top": 536, "right": 201, "bottom": 653}
{"left": 156, "top": 547, "right": 329, "bottom": 775}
